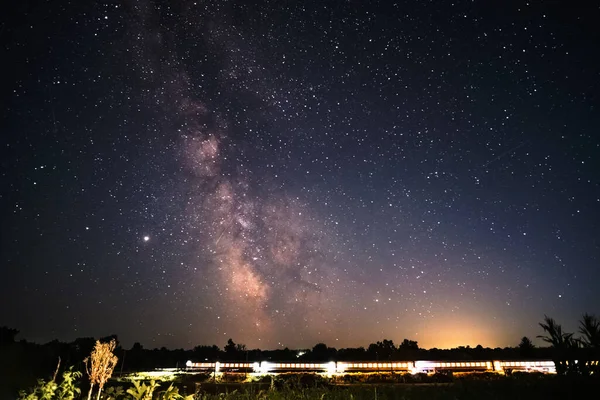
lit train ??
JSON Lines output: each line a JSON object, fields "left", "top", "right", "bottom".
{"left": 184, "top": 359, "right": 562, "bottom": 374}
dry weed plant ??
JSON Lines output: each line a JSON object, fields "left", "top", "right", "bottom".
{"left": 84, "top": 339, "right": 119, "bottom": 400}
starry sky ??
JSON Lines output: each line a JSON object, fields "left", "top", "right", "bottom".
{"left": 2, "top": 0, "right": 599, "bottom": 351}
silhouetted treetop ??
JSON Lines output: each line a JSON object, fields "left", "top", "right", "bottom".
{"left": 0, "top": 326, "right": 20, "bottom": 344}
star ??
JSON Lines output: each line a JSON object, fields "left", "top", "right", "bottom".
{"left": 2, "top": 0, "right": 598, "bottom": 351}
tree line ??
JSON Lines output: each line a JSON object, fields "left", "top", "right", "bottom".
{"left": 1, "top": 312, "right": 598, "bottom": 396}
{"left": 0, "top": 328, "right": 550, "bottom": 374}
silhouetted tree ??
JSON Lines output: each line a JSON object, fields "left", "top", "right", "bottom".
{"left": 224, "top": 339, "right": 237, "bottom": 353}
{"left": 193, "top": 345, "right": 222, "bottom": 361}
{"left": 124, "top": 342, "right": 146, "bottom": 371}
{"left": 399, "top": 339, "right": 419, "bottom": 350}
{"left": 579, "top": 313, "right": 600, "bottom": 348}
{"left": 538, "top": 315, "right": 576, "bottom": 375}
{"left": 262, "top": 347, "right": 297, "bottom": 361}
{"left": 236, "top": 343, "right": 247, "bottom": 352}
{"left": 309, "top": 343, "right": 337, "bottom": 361}
{"left": 396, "top": 339, "right": 420, "bottom": 360}
{"left": 578, "top": 313, "right": 600, "bottom": 375}
{"left": 71, "top": 337, "right": 96, "bottom": 364}
{"left": 518, "top": 336, "right": 535, "bottom": 358}
{"left": 367, "top": 339, "right": 396, "bottom": 360}
{"left": 0, "top": 326, "right": 19, "bottom": 345}
{"left": 223, "top": 339, "right": 247, "bottom": 360}
{"left": 538, "top": 316, "right": 573, "bottom": 347}
{"left": 337, "top": 347, "right": 367, "bottom": 361}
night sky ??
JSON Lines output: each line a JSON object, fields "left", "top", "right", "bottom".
{"left": 2, "top": 0, "right": 599, "bottom": 351}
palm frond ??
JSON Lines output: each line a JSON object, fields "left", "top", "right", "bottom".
{"left": 579, "top": 313, "right": 600, "bottom": 348}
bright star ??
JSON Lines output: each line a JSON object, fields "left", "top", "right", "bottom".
{"left": 143, "top": 236, "right": 150, "bottom": 242}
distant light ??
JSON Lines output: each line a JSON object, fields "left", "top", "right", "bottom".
{"left": 327, "top": 361, "right": 336, "bottom": 375}
{"left": 143, "top": 236, "right": 150, "bottom": 242}
{"left": 186, "top": 360, "right": 192, "bottom": 367}
{"left": 414, "top": 361, "right": 435, "bottom": 374}
{"left": 258, "top": 361, "right": 272, "bottom": 374}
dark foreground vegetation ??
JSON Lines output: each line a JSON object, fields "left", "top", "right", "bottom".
{"left": 11, "top": 370, "right": 600, "bottom": 400}
{"left": 1, "top": 313, "right": 598, "bottom": 400}
{"left": 166, "top": 375, "right": 600, "bottom": 400}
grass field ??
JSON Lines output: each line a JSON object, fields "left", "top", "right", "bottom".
{"left": 192, "top": 382, "right": 597, "bottom": 400}
{"left": 112, "top": 372, "right": 600, "bottom": 400}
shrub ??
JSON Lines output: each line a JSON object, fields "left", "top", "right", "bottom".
{"left": 18, "top": 367, "right": 82, "bottom": 400}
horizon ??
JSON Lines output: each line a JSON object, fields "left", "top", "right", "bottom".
{"left": 4, "top": 322, "right": 567, "bottom": 351}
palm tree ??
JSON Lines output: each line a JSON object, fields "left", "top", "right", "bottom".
{"left": 538, "top": 315, "right": 576, "bottom": 375}
{"left": 578, "top": 313, "right": 600, "bottom": 375}
{"left": 538, "top": 315, "right": 573, "bottom": 347}
{"left": 579, "top": 313, "right": 600, "bottom": 348}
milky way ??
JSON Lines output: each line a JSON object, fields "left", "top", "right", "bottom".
{"left": 2, "top": 0, "right": 599, "bottom": 350}
{"left": 124, "top": 0, "right": 351, "bottom": 346}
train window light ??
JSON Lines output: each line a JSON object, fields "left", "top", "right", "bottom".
{"left": 179, "top": 359, "right": 588, "bottom": 376}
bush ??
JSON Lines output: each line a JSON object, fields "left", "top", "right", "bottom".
{"left": 18, "top": 367, "right": 82, "bottom": 400}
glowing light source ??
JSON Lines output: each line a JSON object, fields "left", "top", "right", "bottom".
{"left": 180, "top": 359, "right": 569, "bottom": 375}
{"left": 326, "top": 361, "right": 336, "bottom": 375}
{"left": 413, "top": 361, "right": 435, "bottom": 374}
{"left": 258, "top": 361, "right": 272, "bottom": 374}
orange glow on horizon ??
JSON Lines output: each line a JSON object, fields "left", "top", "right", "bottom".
{"left": 414, "top": 314, "right": 506, "bottom": 349}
